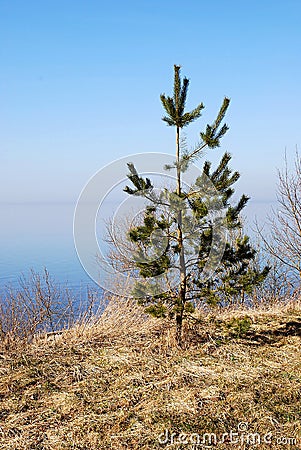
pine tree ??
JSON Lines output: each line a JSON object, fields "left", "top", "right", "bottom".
{"left": 123, "top": 65, "right": 269, "bottom": 346}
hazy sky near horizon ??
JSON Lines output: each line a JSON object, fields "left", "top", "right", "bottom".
{"left": 1, "top": 0, "right": 300, "bottom": 206}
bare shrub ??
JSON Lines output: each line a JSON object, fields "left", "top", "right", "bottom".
{"left": 0, "top": 268, "right": 101, "bottom": 350}
{"left": 258, "top": 151, "right": 301, "bottom": 283}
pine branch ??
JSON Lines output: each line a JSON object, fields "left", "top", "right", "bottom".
{"left": 124, "top": 163, "right": 153, "bottom": 195}
{"left": 199, "top": 97, "right": 230, "bottom": 149}
{"left": 179, "top": 77, "right": 189, "bottom": 116}
{"left": 212, "top": 97, "right": 230, "bottom": 131}
{"left": 174, "top": 64, "right": 181, "bottom": 108}
{"left": 160, "top": 65, "right": 204, "bottom": 129}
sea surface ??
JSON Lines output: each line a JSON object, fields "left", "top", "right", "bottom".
{"left": 0, "top": 202, "right": 106, "bottom": 297}
{"left": 0, "top": 200, "right": 274, "bottom": 297}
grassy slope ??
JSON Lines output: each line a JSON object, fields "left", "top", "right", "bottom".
{"left": 0, "top": 300, "right": 301, "bottom": 449}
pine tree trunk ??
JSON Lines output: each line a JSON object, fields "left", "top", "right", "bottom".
{"left": 176, "top": 307, "right": 183, "bottom": 346}
{"left": 176, "top": 126, "right": 186, "bottom": 347}
{"left": 176, "top": 127, "right": 181, "bottom": 196}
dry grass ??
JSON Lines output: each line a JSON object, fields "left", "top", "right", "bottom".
{"left": 0, "top": 297, "right": 301, "bottom": 449}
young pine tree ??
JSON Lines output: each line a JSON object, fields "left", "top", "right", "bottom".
{"left": 123, "top": 65, "right": 269, "bottom": 346}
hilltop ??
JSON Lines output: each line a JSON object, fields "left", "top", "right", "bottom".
{"left": 0, "top": 298, "right": 301, "bottom": 449}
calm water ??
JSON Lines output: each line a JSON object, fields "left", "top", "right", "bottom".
{"left": 0, "top": 200, "right": 273, "bottom": 295}
{"left": 0, "top": 202, "right": 102, "bottom": 295}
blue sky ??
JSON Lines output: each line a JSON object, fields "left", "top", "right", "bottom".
{"left": 1, "top": 0, "right": 300, "bottom": 208}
